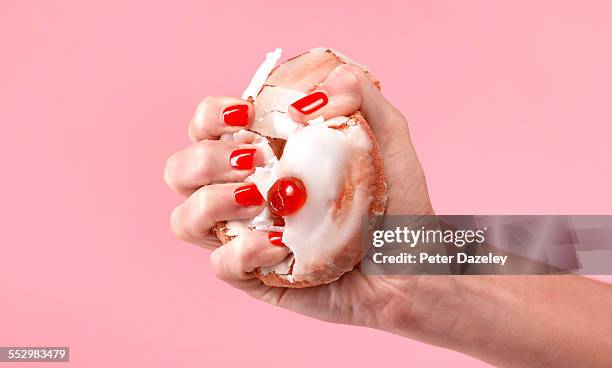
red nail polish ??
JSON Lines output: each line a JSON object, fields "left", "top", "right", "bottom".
{"left": 223, "top": 104, "right": 249, "bottom": 126}
{"left": 234, "top": 184, "right": 263, "bottom": 207}
{"left": 268, "top": 232, "right": 286, "bottom": 247}
{"left": 230, "top": 148, "right": 256, "bottom": 170}
{"left": 290, "top": 92, "right": 328, "bottom": 115}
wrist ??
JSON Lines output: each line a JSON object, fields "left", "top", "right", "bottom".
{"left": 369, "top": 275, "right": 526, "bottom": 356}
{"left": 368, "top": 275, "right": 488, "bottom": 347}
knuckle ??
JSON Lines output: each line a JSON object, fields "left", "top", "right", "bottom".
{"left": 163, "top": 153, "right": 178, "bottom": 188}
{"left": 190, "top": 97, "right": 215, "bottom": 137}
{"left": 209, "top": 249, "right": 225, "bottom": 278}
{"left": 193, "top": 141, "right": 213, "bottom": 175}
{"left": 234, "top": 237, "right": 251, "bottom": 260}
{"left": 194, "top": 186, "right": 214, "bottom": 220}
{"left": 346, "top": 63, "right": 368, "bottom": 79}
{"left": 170, "top": 206, "right": 190, "bottom": 242}
{"left": 196, "top": 96, "right": 214, "bottom": 114}
{"left": 235, "top": 235, "right": 262, "bottom": 272}
{"left": 234, "top": 239, "right": 253, "bottom": 271}
{"left": 336, "top": 64, "right": 365, "bottom": 89}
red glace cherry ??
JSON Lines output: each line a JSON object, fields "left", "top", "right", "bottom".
{"left": 267, "top": 177, "right": 307, "bottom": 216}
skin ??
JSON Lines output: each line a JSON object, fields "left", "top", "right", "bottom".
{"left": 165, "top": 64, "right": 612, "bottom": 367}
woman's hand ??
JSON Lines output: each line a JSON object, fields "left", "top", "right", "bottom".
{"left": 164, "top": 63, "right": 437, "bottom": 326}
{"left": 164, "top": 64, "right": 612, "bottom": 368}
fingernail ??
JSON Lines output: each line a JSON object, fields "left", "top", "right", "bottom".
{"left": 223, "top": 104, "right": 249, "bottom": 126}
{"left": 268, "top": 232, "right": 286, "bottom": 247}
{"left": 230, "top": 148, "right": 256, "bottom": 170}
{"left": 234, "top": 184, "right": 263, "bottom": 207}
{"left": 290, "top": 91, "right": 328, "bottom": 115}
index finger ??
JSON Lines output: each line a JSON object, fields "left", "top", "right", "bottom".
{"left": 188, "top": 96, "right": 255, "bottom": 142}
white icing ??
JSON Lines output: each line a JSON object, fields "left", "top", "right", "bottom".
{"left": 222, "top": 129, "right": 278, "bottom": 236}
{"left": 276, "top": 123, "right": 371, "bottom": 278}
{"left": 226, "top": 123, "right": 372, "bottom": 279}
{"left": 241, "top": 48, "right": 282, "bottom": 100}
{"left": 220, "top": 129, "right": 276, "bottom": 167}
{"left": 223, "top": 48, "right": 376, "bottom": 283}
{"left": 252, "top": 86, "right": 305, "bottom": 139}
{"left": 246, "top": 166, "right": 277, "bottom": 230}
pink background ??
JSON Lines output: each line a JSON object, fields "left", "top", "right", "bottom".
{"left": 1, "top": 1, "right": 611, "bottom": 367}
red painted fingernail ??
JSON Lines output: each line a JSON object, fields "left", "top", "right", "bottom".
{"left": 268, "top": 232, "right": 286, "bottom": 247}
{"left": 234, "top": 184, "right": 263, "bottom": 207}
{"left": 290, "top": 91, "right": 328, "bottom": 115}
{"left": 230, "top": 148, "right": 256, "bottom": 170}
{"left": 223, "top": 104, "right": 249, "bottom": 126}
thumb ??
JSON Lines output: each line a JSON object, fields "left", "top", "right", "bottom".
{"left": 319, "top": 65, "right": 432, "bottom": 215}
{"left": 289, "top": 64, "right": 413, "bottom": 152}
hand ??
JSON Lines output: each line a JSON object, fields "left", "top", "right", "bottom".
{"left": 164, "top": 63, "right": 438, "bottom": 326}
{"left": 164, "top": 63, "right": 612, "bottom": 368}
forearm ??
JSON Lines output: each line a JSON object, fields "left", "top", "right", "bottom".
{"left": 421, "top": 276, "right": 612, "bottom": 367}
